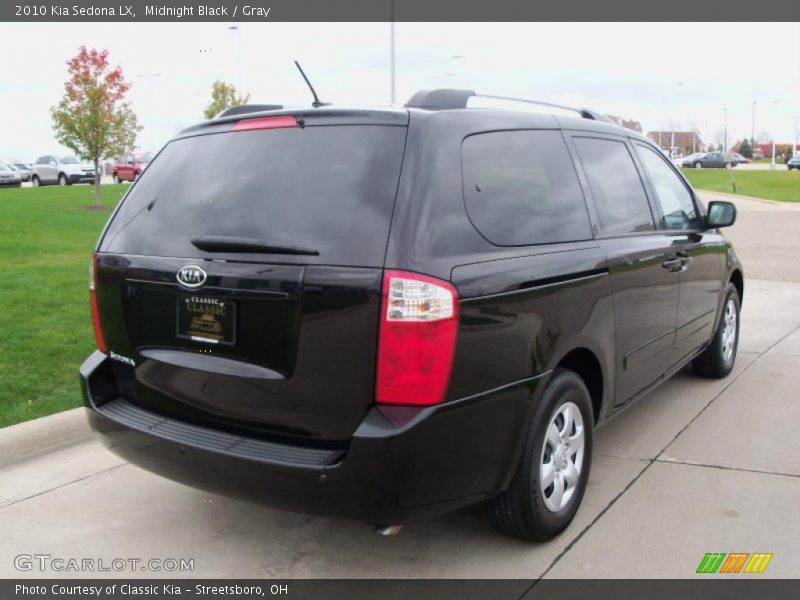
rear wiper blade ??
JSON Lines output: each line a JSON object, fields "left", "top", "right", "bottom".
{"left": 191, "top": 235, "right": 319, "bottom": 256}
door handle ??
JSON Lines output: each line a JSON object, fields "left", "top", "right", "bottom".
{"left": 662, "top": 258, "right": 683, "bottom": 272}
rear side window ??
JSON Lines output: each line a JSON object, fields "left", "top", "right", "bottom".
{"left": 462, "top": 130, "right": 592, "bottom": 246}
{"left": 573, "top": 137, "right": 654, "bottom": 235}
{"left": 100, "top": 125, "right": 407, "bottom": 267}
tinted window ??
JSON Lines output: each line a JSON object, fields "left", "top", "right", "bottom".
{"left": 573, "top": 137, "right": 654, "bottom": 235}
{"left": 462, "top": 130, "right": 592, "bottom": 246}
{"left": 636, "top": 145, "right": 702, "bottom": 230}
{"left": 101, "top": 125, "right": 407, "bottom": 267}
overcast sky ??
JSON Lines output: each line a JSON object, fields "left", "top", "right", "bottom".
{"left": 1, "top": 22, "right": 798, "bottom": 161}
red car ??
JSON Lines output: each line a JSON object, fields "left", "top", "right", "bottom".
{"left": 112, "top": 152, "right": 153, "bottom": 183}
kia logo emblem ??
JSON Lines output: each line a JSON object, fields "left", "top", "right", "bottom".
{"left": 177, "top": 265, "right": 207, "bottom": 288}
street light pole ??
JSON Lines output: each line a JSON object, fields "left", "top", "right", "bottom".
{"left": 771, "top": 100, "right": 780, "bottom": 166}
{"left": 389, "top": 0, "right": 396, "bottom": 104}
{"left": 227, "top": 26, "right": 242, "bottom": 94}
{"left": 723, "top": 108, "right": 728, "bottom": 153}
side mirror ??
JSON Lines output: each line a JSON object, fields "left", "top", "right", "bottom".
{"left": 706, "top": 201, "right": 737, "bottom": 229}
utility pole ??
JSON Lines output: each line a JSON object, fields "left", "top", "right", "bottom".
{"left": 751, "top": 100, "right": 757, "bottom": 143}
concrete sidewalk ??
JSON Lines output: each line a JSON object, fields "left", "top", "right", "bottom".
{"left": 1, "top": 277, "right": 798, "bottom": 579}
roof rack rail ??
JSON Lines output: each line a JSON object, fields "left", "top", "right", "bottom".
{"left": 216, "top": 104, "right": 285, "bottom": 118}
{"left": 405, "top": 89, "right": 612, "bottom": 124}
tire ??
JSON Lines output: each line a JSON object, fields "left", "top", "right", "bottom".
{"left": 694, "top": 162, "right": 702, "bottom": 169}
{"left": 58, "top": 173, "right": 68, "bottom": 186}
{"left": 724, "top": 162, "right": 733, "bottom": 169}
{"left": 693, "top": 283, "right": 740, "bottom": 379}
{"left": 133, "top": 171, "right": 140, "bottom": 182}
{"left": 112, "top": 172, "right": 119, "bottom": 184}
{"left": 487, "top": 369, "right": 594, "bottom": 541}
{"left": 31, "top": 176, "right": 40, "bottom": 186}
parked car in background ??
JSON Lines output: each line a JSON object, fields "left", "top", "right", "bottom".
{"left": 680, "top": 152, "right": 706, "bottom": 168}
{"left": 752, "top": 151, "right": 764, "bottom": 160}
{"left": 687, "top": 152, "right": 735, "bottom": 169}
{"left": 11, "top": 163, "right": 32, "bottom": 181}
{"left": 112, "top": 151, "right": 153, "bottom": 183}
{"left": 731, "top": 153, "right": 750, "bottom": 165}
{"left": 81, "top": 91, "right": 744, "bottom": 542}
{"left": 31, "top": 155, "right": 95, "bottom": 186}
{"left": 0, "top": 162, "right": 22, "bottom": 187}
{"left": 787, "top": 156, "right": 800, "bottom": 170}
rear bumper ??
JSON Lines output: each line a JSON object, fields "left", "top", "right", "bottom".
{"left": 80, "top": 351, "right": 541, "bottom": 522}
{"left": 69, "top": 174, "right": 95, "bottom": 183}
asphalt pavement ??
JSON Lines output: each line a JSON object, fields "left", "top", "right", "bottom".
{"left": 1, "top": 194, "right": 798, "bottom": 579}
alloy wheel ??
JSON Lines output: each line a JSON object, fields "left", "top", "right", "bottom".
{"left": 721, "top": 298, "right": 737, "bottom": 363}
{"left": 539, "top": 401, "right": 585, "bottom": 512}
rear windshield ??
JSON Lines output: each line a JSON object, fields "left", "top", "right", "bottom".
{"left": 100, "top": 125, "right": 407, "bottom": 267}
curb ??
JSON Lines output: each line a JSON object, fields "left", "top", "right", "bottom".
{"left": 694, "top": 188, "right": 784, "bottom": 206}
{"left": 0, "top": 407, "right": 92, "bottom": 469}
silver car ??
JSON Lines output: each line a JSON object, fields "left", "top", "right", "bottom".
{"left": 0, "top": 162, "right": 22, "bottom": 187}
{"left": 31, "top": 155, "right": 95, "bottom": 186}
{"left": 11, "top": 163, "right": 32, "bottom": 182}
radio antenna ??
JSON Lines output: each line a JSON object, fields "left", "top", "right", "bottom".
{"left": 294, "top": 61, "right": 329, "bottom": 108}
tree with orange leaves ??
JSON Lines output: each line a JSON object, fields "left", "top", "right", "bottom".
{"left": 51, "top": 46, "right": 141, "bottom": 206}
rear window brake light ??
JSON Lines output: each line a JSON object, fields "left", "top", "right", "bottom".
{"left": 231, "top": 116, "right": 298, "bottom": 132}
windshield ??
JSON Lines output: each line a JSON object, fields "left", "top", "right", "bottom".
{"left": 0, "top": 163, "right": 10, "bottom": 170}
{"left": 133, "top": 152, "right": 153, "bottom": 163}
{"left": 60, "top": 156, "right": 79, "bottom": 164}
{"left": 101, "top": 124, "right": 407, "bottom": 267}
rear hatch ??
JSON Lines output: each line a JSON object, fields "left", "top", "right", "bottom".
{"left": 95, "top": 111, "right": 408, "bottom": 442}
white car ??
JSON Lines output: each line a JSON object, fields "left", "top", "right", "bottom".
{"left": 31, "top": 155, "right": 95, "bottom": 186}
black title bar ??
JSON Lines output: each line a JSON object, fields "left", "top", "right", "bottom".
{"left": 5, "top": 580, "right": 800, "bottom": 600}
{"left": 2, "top": 0, "right": 797, "bottom": 22}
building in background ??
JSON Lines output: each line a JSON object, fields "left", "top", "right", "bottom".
{"left": 646, "top": 131, "right": 704, "bottom": 157}
{"left": 605, "top": 115, "right": 643, "bottom": 133}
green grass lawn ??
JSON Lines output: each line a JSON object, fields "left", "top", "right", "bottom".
{"left": 681, "top": 168, "right": 800, "bottom": 202}
{"left": 0, "top": 184, "right": 128, "bottom": 427}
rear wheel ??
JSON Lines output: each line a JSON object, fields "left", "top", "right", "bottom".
{"left": 724, "top": 162, "right": 733, "bottom": 169}
{"left": 58, "top": 173, "right": 68, "bottom": 186}
{"left": 694, "top": 161, "right": 703, "bottom": 168}
{"left": 112, "top": 172, "right": 119, "bottom": 184}
{"left": 693, "top": 283, "right": 740, "bottom": 378}
{"left": 31, "top": 176, "right": 40, "bottom": 186}
{"left": 133, "top": 171, "right": 140, "bottom": 182}
{"left": 487, "top": 369, "right": 593, "bottom": 541}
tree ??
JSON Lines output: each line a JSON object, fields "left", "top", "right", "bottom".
{"left": 739, "top": 138, "right": 753, "bottom": 159}
{"left": 203, "top": 81, "right": 250, "bottom": 119}
{"left": 51, "top": 46, "right": 140, "bottom": 207}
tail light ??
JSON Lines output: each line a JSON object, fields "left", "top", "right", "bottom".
{"left": 89, "top": 253, "right": 108, "bottom": 353}
{"left": 376, "top": 271, "right": 459, "bottom": 406}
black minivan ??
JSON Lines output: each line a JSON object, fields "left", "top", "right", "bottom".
{"left": 81, "top": 90, "right": 743, "bottom": 541}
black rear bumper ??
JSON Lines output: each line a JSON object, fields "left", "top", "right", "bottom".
{"left": 80, "top": 351, "right": 541, "bottom": 522}
{"left": 69, "top": 174, "right": 95, "bottom": 183}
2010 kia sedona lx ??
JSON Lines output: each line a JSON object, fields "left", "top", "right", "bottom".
{"left": 81, "top": 90, "right": 743, "bottom": 541}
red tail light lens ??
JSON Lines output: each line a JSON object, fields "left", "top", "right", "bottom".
{"left": 90, "top": 253, "right": 108, "bottom": 353}
{"left": 376, "top": 271, "right": 459, "bottom": 406}
{"left": 231, "top": 116, "right": 298, "bottom": 132}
